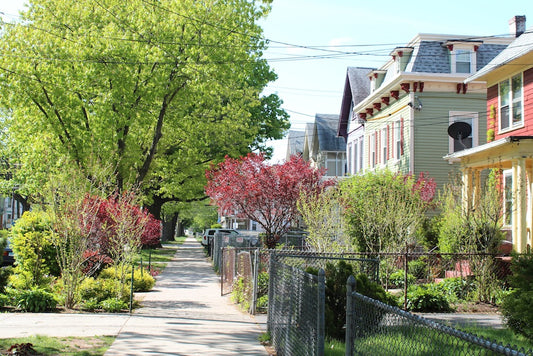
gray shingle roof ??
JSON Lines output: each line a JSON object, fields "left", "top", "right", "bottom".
{"left": 412, "top": 41, "right": 509, "bottom": 73}
{"left": 338, "top": 67, "right": 373, "bottom": 139}
{"left": 315, "top": 114, "right": 345, "bottom": 152}
{"left": 468, "top": 26, "right": 533, "bottom": 82}
{"left": 286, "top": 130, "right": 304, "bottom": 157}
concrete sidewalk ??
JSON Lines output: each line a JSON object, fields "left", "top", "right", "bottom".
{"left": 104, "top": 237, "right": 268, "bottom": 355}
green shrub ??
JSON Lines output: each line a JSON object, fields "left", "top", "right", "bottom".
{"left": 257, "top": 271, "right": 269, "bottom": 298}
{"left": 15, "top": 288, "right": 58, "bottom": 312}
{"left": 307, "top": 261, "right": 396, "bottom": 340}
{"left": 408, "top": 259, "right": 428, "bottom": 279}
{"left": 501, "top": 253, "right": 533, "bottom": 341}
{"left": 0, "top": 266, "right": 14, "bottom": 292}
{"left": 133, "top": 269, "right": 155, "bottom": 292}
{"left": 436, "top": 277, "right": 475, "bottom": 303}
{"left": 78, "top": 277, "right": 128, "bottom": 303}
{"left": 10, "top": 210, "right": 60, "bottom": 287}
{"left": 100, "top": 298, "right": 127, "bottom": 312}
{"left": 0, "top": 293, "right": 10, "bottom": 307}
{"left": 257, "top": 295, "right": 268, "bottom": 310}
{"left": 389, "top": 270, "right": 416, "bottom": 289}
{"left": 231, "top": 277, "right": 251, "bottom": 311}
{"left": 406, "top": 284, "right": 452, "bottom": 312}
{"left": 99, "top": 266, "right": 155, "bottom": 292}
{"left": 80, "top": 298, "right": 101, "bottom": 311}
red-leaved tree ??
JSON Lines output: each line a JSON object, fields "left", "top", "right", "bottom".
{"left": 205, "top": 153, "right": 333, "bottom": 248}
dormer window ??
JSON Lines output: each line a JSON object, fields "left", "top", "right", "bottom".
{"left": 390, "top": 47, "right": 414, "bottom": 73}
{"left": 369, "top": 70, "right": 387, "bottom": 92}
{"left": 445, "top": 40, "right": 482, "bottom": 74}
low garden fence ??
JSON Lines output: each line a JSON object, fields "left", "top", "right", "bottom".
{"left": 345, "top": 275, "right": 533, "bottom": 356}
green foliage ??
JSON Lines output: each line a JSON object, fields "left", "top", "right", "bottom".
{"left": 257, "top": 295, "right": 268, "bottom": 310}
{"left": 435, "top": 277, "right": 475, "bottom": 303}
{"left": 231, "top": 277, "right": 252, "bottom": 311}
{"left": 389, "top": 270, "right": 416, "bottom": 289}
{"left": 0, "top": 293, "right": 10, "bottom": 307}
{"left": 501, "top": 254, "right": 533, "bottom": 340}
{"left": 15, "top": 288, "right": 58, "bottom": 312}
{"left": 99, "top": 266, "right": 155, "bottom": 292}
{"left": 406, "top": 284, "right": 452, "bottom": 312}
{"left": 0, "top": 266, "right": 14, "bottom": 293}
{"left": 0, "top": 230, "right": 7, "bottom": 266}
{"left": 78, "top": 276, "right": 129, "bottom": 304}
{"left": 80, "top": 298, "right": 101, "bottom": 312}
{"left": 339, "top": 170, "right": 435, "bottom": 253}
{"left": 307, "top": 261, "right": 396, "bottom": 340}
{"left": 100, "top": 298, "right": 127, "bottom": 313}
{"left": 438, "top": 172, "right": 504, "bottom": 253}
{"left": 10, "top": 210, "right": 59, "bottom": 288}
{"left": 408, "top": 259, "right": 428, "bottom": 279}
{"left": 257, "top": 271, "right": 269, "bottom": 298}
{"left": 8, "top": 270, "right": 54, "bottom": 291}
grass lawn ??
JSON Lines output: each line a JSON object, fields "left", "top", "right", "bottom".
{"left": 0, "top": 335, "right": 115, "bottom": 356}
{"left": 134, "top": 236, "right": 186, "bottom": 272}
{"left": 325, "top": 324, "right": 533, "bottom": 356}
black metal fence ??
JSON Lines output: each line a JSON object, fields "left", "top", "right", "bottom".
{"left": 345, "top": 276, "right": 533, "bottom": 356}
{"left": 267, "top": 258, "right": 325, "bottom": 356}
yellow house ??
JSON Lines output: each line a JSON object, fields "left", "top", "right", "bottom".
{"left": 445, "top": 18, "right": 533, "bottom": 252}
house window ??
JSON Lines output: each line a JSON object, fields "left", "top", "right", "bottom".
{"left": 381, "top": 128, "right": 388, "bottom": 164}
{"left": 504, "top": 171, "right": 513, "bottom": 226}
{"left": 358, "top": 138, "right": 364, "bottom": 172}
{"left": 352, "top": 142, "right": 357, "bottom": 174}
{"left": 370, "top": 133, "right": 376, "bottom": 168}
{"left": 499, "top": 73, "right": 523, "bottom": 131}
{"left": 394, "top": 120, "right": 402, "bottom": 158}
{"left": 449, "top": 111, "right": 478, "bottom": 153}
{"left": 347, "top": 143, "right": 352, "bottom": 174}
{"left": 455, "top": 49, "right": 471, "bottom": 73}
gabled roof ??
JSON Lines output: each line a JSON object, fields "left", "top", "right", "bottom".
{"left": 285, "top": 130, "right": 304, "bottom": 160}
{"left": 467, "top": 26, "right": 533, "bottom": 83}
{"left": 315, "top": 114, "right": 345, "bottom": 152}
{"left": 337, "top": 67, "right": 373, "bottom": 139}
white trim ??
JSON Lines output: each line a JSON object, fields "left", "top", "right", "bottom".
{"left": 498, "top": 72, "right": 524, "bottom": 133}
{"left": 448, "top": 111, "right": 479, "bottom": 154}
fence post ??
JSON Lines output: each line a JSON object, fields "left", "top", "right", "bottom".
{"left": 345, "top": 275, "right": 356, "bottom": 356}
{"left": 251, "top": 249, "right": 259, "bottom": 315}
{"left": 317, "top": 269, "right": 325, "bottom": 356}
{"left": 220, "top": 247, "right": 225, "bottom": 296}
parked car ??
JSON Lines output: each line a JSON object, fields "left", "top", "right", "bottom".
{"left": 2, "top": 242, "right": 15, "bottom": 267}
{"left": 201, "top": 228, "right": 239, "bottom": 247}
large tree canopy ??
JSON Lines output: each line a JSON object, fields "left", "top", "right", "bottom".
{"left": 205, "top": 153, "right": 333, "bottom": 247}
{"left": 0, "top": 0, "right": 289, "bottom": 228}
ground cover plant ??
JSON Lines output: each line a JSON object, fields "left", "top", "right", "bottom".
{"left": 0, "top": 335, "right": 114, "bottom": 356}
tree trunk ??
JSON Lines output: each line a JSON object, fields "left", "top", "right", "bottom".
{"left": 161, "top": 212, "right": 178, "bottom": 242}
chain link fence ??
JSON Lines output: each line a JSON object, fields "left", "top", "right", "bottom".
{"left": 267, "top": 258, "right": 325, "bottom": 356}
{"left": 345, "top": 276, "right": 532, "bottom": 356}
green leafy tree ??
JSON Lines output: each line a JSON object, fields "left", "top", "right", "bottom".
{"left": 0, "top": 0, "right": 289, "bottom": 240}
{"left": 339, "top": 170, "right": 436, "bottom": 254}
{"left": 297, "top": 187, "right": 350, "bottom": 252}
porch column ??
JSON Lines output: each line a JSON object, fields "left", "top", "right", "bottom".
{"left": 473, "top": 169, "right": 481, "bottom": 209}
{"left": 513, "top": 158, "right": 527, "bottom": 253}
{"left": 526, "top": 165, "right": 533, "bottom": 252}
{"left": 462, "top": 168, "right": 473, "bottom": 212}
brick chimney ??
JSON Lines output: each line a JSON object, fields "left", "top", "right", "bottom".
{"left": 509, "top": 15, "right": 526, "bottom": 37}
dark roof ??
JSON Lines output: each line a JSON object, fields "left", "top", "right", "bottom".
{"left": 468, "top": 26, "right": 533, "bottom": 82}
{"left": 337, "top": 67, "right": 373, "bottom": 139}
{"left": 286, "top": 130, "right": 304, "bottom": 158}
{"left": 412, "top": 41, "right": 509, "bottom": 73}
{"left": 315, "top": 114, "right": 345, "bottom": 152}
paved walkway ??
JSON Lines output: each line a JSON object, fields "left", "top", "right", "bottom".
{"left": 105, "top": 237, "right": 268, "bottom": 355}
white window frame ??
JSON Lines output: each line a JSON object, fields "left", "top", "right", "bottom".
{"left": 347, "top": 142, "right": 352, "bottom": 174}
{"left": 503, "top": 170, "right": 513, "bottom": 227}
{"left": 450, "top": 45, "right": 476, "bottom": 74}
{"left": 499, "top": 72, "right": 524, "bottom": 133}
{"left": 448, "top": 111, "right": 478, "bottom": 154}
{"left": 394, "top": 120, "right": 401, "bottom": 160}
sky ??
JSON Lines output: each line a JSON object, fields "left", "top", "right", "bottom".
{"left": 2, "top": 0, "right": 533, "bottom": 162}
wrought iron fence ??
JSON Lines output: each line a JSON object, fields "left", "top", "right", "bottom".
{"left": 345, "top": 275, "right": 532, "bottom": 356}
{"left": 267, "top": 258, "right": 325, "bottom": 356}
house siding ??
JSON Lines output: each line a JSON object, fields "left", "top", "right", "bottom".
{"left": 494, "top": 67, "right": 533, "bottom": 139}
{"left": 414, "top": 92, "right": 487, "bottom": 189}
